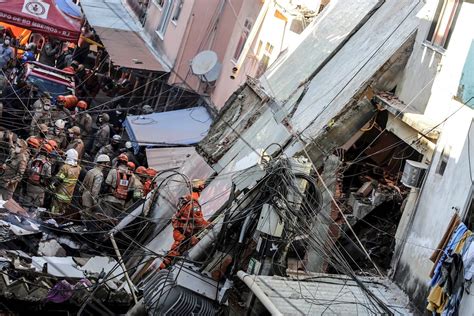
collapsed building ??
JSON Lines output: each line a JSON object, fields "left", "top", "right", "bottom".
{"left": 0, "top": 0, "right": 472, "bottom": 314}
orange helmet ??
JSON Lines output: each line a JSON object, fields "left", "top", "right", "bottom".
{"left": 57, "top": 95, "right": 66, "bottom": 103}
{"left": 136, "top": 166, "right": 147, "bottom": 175}
{"left": 27, "top": 137, "right": 41, "bottom": 148}
{"left": 146, "top": 168, "right": 157, "bottom": 177}
{"left": 47, "top": 139, "right": 58, "bottom": 150}
{"left": 117, "top": 153, "right": 128, "bottom": 163}
{"left": 127, "top": 161, "right": 136, "bottom": 170}
{"left": 77, "top": 100, "right": 88, "bottom": 110}
{"left": 42, "top": 143, "right": 53, "bottom": 154}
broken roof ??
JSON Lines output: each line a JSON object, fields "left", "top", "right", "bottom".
{"left": 124, "top": 107, "right": 212, "bottom": 149}
{"left": 248, "top": 273, "right": 412, "bottom": 315}
{"left": 260, "top": 0, "right": 383, "bottom": 102}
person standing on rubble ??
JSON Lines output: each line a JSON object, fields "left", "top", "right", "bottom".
{"left": 0, "top": 133, "right": 28, "bottom": 200}
{"left": 50, "top": 149, "right": 81, "bottom": 215}
{"left": 160, "top": 179, "right": 210, "bottom": 269}
{"left": 95, "top": 134, "right": 122, "bottom": 162}
{"left": 66, "top": 126, "right": 85, "bottom": 160}
{"left": 25, "top": 139, "right": 53, "bottom": 207}
{"left": 103, "top": 154, "right": 137, "bottom": 216}
{"left": 81, "top": 154, "right": 109, "bottom": 215}
{"left": 91, "top": 113, "right": 111, "bottom": 156}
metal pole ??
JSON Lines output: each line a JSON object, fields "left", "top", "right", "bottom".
{"left": 109, "top": 233, "right": 138, "bottom": 304}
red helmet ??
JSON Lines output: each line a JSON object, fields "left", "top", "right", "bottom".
{"left": 117, "top": 153, "right": 128, "bottom": 163}
{"left": 77, "top": 100, "right": 88, "bottom": 110}
{"left": 136, "top": 166, "right": 147, "bottom": 175}
{"left": 57, "top": 95, "right": 66, "bottom": 103}
{"left": 127, "top": 161, "right": 136, "bottom": 170}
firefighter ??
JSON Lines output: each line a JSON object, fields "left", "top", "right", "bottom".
{"left": 51, "top": 96, "right": 72, "bottom": 122}
{"left": 25, "top": 139, "right": 53, "bottom": 207}
{"left": 48, "top": 119, "right": 68, "bottom": 150}
{"left": 66, "top": 126, "right": 85, "bottom": 160}
{"left": 160, "top": 179, "right": 210, "bottom": 269}
{"left": 0, "top": 136, "right": 28, "bottom": 200}
{"left": 111, "top": 141, "right": 138, "bottom": 166}
{"left": 30, "top": 93, "right": 52, "bottom": 135}
{"left": 126, "top": 161, "right": 143, "bottom": 207}
{"left": 94, "top": 134, "right": 122, "bottom": 162}
{"left": 75, "top": 101, "right": 92, "bottom": 140}
{"left": 103, "top": 154, "right": 137, "bottom": 216}
{"left": 50, "top": 148, "right": 81, "bottom": 215}
{"left": 145, "top": 168, "right": 157, "bottom": 196}
{"left": 91, "top": 113, "right": 111, "bottom": 156}
{"left": 81, "top": 154, "right": 110, "bottom": 214}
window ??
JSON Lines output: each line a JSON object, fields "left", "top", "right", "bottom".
{"left": 256, "top": 42, "right": 274, "bottom": 77}
{"left": 172, "top": 0, "right": 183, "bottom": 22}
{"left": 156, "top": 0, "right": 173, "bottom": 38}
{"left": 436, "top": 145, "right": 451, "bottom": 175}
{"left": 426, "top": 0, "right": 462, "bottom": 49}
{"left": 464, "top": 190, "right": 474, "bottom": 230}
{"left": 233, "top": 19, "right": 252, "bottom": 61}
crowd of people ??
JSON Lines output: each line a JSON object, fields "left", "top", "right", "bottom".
{"left": 0, "top": 30, "right": 159, "bottom": 227}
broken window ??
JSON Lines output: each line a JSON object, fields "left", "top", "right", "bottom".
{"left": 426, "top": 0, "right": 462, "bottom": 49}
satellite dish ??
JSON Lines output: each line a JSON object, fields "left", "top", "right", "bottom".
{"left": 201, "top": 62, "right": 222, "bottom": 82}
{"left": 191, "top": 50, "right": 218, "bottom": 75}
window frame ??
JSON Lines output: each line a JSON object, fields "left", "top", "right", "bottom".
{"left": 171, "top": 0, "right": 184, "bottom": 24}
{"left": 425, "top": 0, "right": 463, "bottom": 50}
{"left": 156, "top": 0, "right": 174, "bottom": 39}
{"left": 232, "top": 18, "right": 253, "bottom": 62}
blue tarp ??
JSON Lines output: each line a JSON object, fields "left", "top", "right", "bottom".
{"left": 56, "top": 0, "right": 82, "bottom": 18}
{"left": 124, "top": 107, "right": 212, "bottom": 152}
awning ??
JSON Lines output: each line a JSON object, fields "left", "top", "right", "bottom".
{"left": 124, "top": 107, "right": 212, "bottom": 150}
{"left": 0, "top": 0, "right": 81, "bottom": 42}
{"left": 56, "top": 0, "right": 81, "bottom": 19}
{"left": 80, "top": 0, "right": 170, "bottom": 72}
{"left": 146, "top": 147, "right": 197, "bottom": 171}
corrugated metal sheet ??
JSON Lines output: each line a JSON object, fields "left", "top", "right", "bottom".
{"left": 253, "top": 274, "right": 412, "bottom": 315}
{"left": 292, "top": 0, "right": 422, "bottom": 139}
{"left": 261, "top": 0, "right": 382, "bottom": 103}
{"left": 80, "top": 0, "right": 169, "bottom": 71}
{"left": 124, "top": 107, "right": 212, "bottom": 148}
{"left": 146, "top": 147, "right": 196, "bottom": 171}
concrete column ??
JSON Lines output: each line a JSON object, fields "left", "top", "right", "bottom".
{"left": 306, "top": 154, "right": 340, "bottom": 272}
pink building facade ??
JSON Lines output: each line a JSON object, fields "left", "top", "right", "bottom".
{"left": 125, "top": 0, "right": 321, "bottom": 110}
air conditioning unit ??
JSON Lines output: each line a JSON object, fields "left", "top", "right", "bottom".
{"left": 401, "top": 160, "right": 428, "bottom": 188}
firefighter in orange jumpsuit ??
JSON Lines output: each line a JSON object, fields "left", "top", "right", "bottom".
{"left": 160, "top": 179, "right": 210, "bottom": 269}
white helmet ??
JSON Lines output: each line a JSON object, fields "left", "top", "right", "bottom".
{"left": 112, "top": 134, "right": 122, "bottom": 142}
{"left": 125, "top": 141, "right": 132, "bottom": 149}
{"left": 55, "top": 119, "right": 65, "bottom": 129}
{"left": 65, "top": 148, "right": 78, "bottom": 166}
{"left": 96, "top": 154, "right": 110, "bottom": 163}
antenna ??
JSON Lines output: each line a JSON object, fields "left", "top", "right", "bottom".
{"left": 191, "top": 50, "right": 221, "bottom": 82}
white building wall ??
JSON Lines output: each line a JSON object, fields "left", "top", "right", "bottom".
{"left": 393, "top": 1, "right": 474, "bottom": 308}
